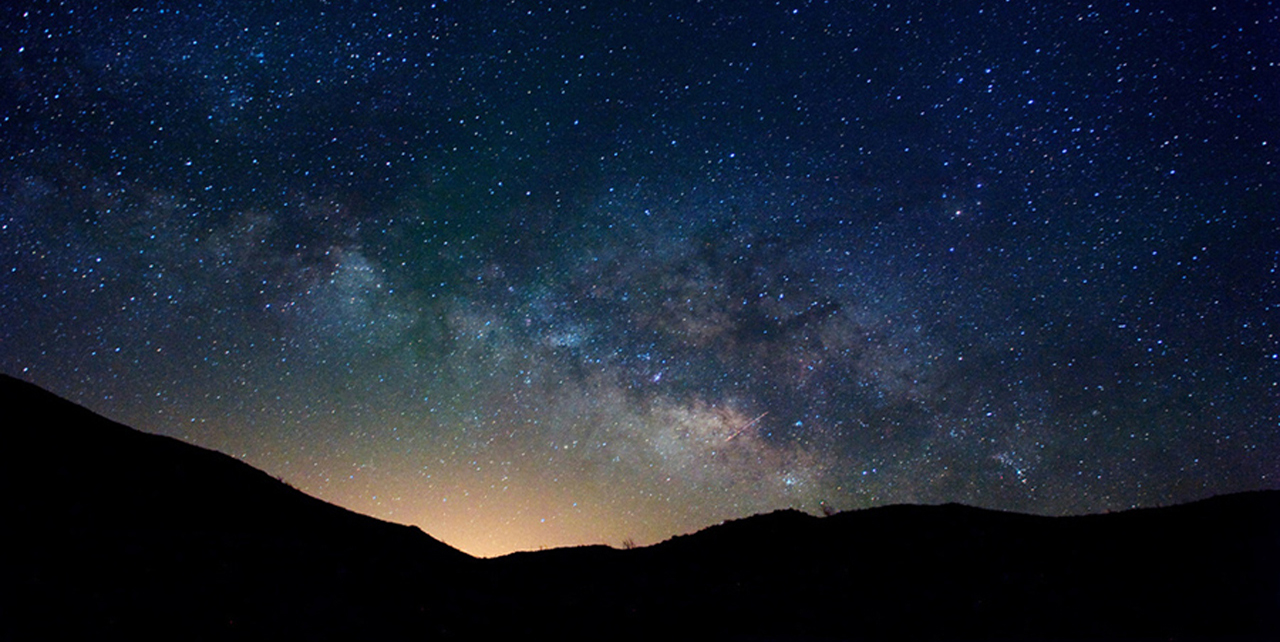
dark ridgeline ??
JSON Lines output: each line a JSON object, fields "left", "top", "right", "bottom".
{"left": 3, "top": 373, "right": 1277, "bottom": 641}
{"left": 2, "top": 374, "right": 480, "bottom": 640}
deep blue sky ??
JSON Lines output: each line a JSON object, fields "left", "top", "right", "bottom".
{"left": 2, "top": 0, "right": 1276, "bottom": 556}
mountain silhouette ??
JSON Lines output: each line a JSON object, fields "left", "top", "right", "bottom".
{"left": 2, "top": 374, "right": 478, "bottom": 639}
{"left": 3, "top": 373, "right": 1277, "bottom": 640}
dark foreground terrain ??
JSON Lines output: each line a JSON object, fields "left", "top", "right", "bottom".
{"left": 3, "top": 373, "right": 1277, "bottom": 640}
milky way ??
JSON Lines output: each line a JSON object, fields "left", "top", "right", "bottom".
{"left": 2, "top": 1, "right": 1276, "bottom": 556}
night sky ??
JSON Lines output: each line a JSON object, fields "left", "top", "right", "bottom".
{"left": 2, "top": 0, "right": 1276, "bottom": 557}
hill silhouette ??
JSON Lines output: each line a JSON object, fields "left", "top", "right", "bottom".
{"left": 2, "top": 374, "right": 479, "bottom": 639}
{"left": 3, "top": 373, "right": 1277, "bottom": 640}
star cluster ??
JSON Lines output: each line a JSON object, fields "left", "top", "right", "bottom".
{"left": 2, "top": 1, "right": 1276, "bottom": 556}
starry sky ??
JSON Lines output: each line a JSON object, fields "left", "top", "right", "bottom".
{"left": 2, "top": 0, "right": 1277, "bottom": 557}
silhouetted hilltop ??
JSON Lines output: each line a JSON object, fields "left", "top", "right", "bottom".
{"left": 4, "top": 375, "right": 470, "bottom": 555}
{"left": 484, "top": 496, "right": 1278, "bottom": 640}
{"left": 2, "top": 374, "right": 478, "bottom": 640}
{"left": 3, "top": 374, "right": 1277, "bottom": 641}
